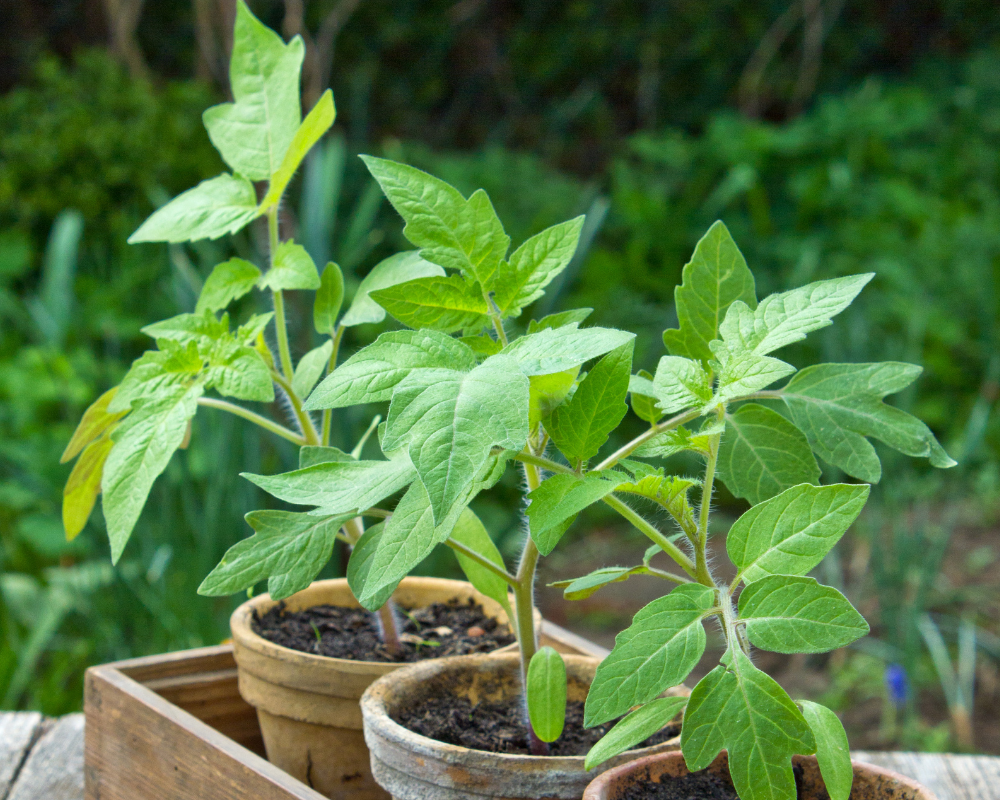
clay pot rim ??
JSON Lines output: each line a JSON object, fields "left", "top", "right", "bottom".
{"left": 581, "top": 749, "right": 937, "bottom": 800}
{"left": 361, "top": 651, "right": 682, "bottom": 770}
{"left": 230, "top": 576, "right": 520, "bottom": 671}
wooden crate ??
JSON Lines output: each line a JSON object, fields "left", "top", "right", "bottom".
{"left": 84, "top": 622, "right": 609, "bottom": 800}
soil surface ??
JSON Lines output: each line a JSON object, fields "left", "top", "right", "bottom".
{"left": 394, "top": 695, "right": 681, "bottom": 756}
{"left": 253, "top": 598, "right": 514, "bottom": 662}
{"left": 618, "top": 766, "right": 833, "bottom": 800}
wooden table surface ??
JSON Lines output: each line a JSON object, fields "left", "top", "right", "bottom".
{"left": 2, "top": 712, "right": 998, "bottom": 800}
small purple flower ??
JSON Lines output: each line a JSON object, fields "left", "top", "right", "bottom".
{"left": 885, "top": 663, "right": 909, "bottom": 708}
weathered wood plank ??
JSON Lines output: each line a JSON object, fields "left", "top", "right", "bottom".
{"left": 853, "top": 751, "right": 1000, "bottom": 800}
{"left": 6, "top": 713, "right": 83, "bottom": 800}
{"left": 0, "top": 712, "right": 44, "bottom": 796}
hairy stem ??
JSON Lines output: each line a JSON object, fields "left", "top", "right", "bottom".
{"left": 321, "top": 325, "right": 345, "bottom": 446}
{"left": 444, "top": 537, "right": 518, "bottom": 584}
{"left": 196, "top": 397, "right": 306, "bottom": 445}
{"left": 693, "top": 408, "right": 725, "bottom": 586}
{"left": 592, "top": 408, "right": 702, "bottom": 472}
{"left": 272, "top": 370, "right": 321, "bottom": 446}
{"left": 267, "top": 208, "right": 296, "bottom": 385}
{"left": 602, "top": 494, "right": 697, "bottom": 578}
{"left": 344, "top": 516, "right": 402, "bottom": 655}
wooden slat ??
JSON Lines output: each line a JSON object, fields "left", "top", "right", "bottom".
{"left": 853, "top": 751, "right": 1000, "bottom": 800}
{"left": 0, "top": 712, "right": 44, "bottom": 797}
{"left": 6, "top": 714, "right": 83, "bottom": 800}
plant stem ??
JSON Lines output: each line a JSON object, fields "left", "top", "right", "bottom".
{"left": 196, "top": 397, "right": 306, "bottom": 445}
{"left": 693, "top": 409, "right": 725, "bottom": 586}
{"left": 271, "top": 370, "right": 321, "bottom": 445}
{"left": 602, "top": 494, "right": 697, "bottom": 578}
{"left": 321, "top": 325, "right": 345, "bottom": 446}
{"left": 647, "top": 566, "right": 695, "bottom": 584}
{"left": 344, "top": 515, "right": 402, "bottom": 655}
{"left": 267, "top": 208, "right": 296, "bottom": 385}
{"left": 592, "top": 408, "right": 702, "bottom": 472}
{"left": 444, "top": 537, "right": 518, "bottom": 584}
{"left": 513, "top": 450, "right": 574, "bottom": 475}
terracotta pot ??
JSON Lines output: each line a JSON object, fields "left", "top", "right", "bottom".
{"left": 582, "top": 749, "right": 937, "bottom": 800}
{"left": 230, "top": 577, "right": 520, "bottom": 800}
{"left": 361, "top": 652, "right": 684, "bottom": 800}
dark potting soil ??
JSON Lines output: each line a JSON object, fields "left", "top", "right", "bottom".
{"left": 617, "top": 765, "right": 836, "bottom": 800}
{"left": 252, "top": 598, "right": 515, "bottom": 662}
{"left": 394, "top": 695, "right": 682, "bottom": 757}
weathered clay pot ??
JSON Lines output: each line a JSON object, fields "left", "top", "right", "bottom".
{"left": 582, "top": 749, "right": 937, "bottom": 800}
{"left": 361, "top": 652, "right": 684, "bottom": 800}
{"left": 231, "top": 577, "right": 520, "bottom": 800}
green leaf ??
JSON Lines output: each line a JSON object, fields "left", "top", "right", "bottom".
{"left": 726, "top": 483, "right": 869, "bottom": 585}
{"left": 616, "top": 474, "right": 700, "bottom": 532}
{"left": 346, "top": 522, "right": 392, "bottom": 609}
{"left": 650, "top": 356, "right": 713, "bottom": 414}
{"left": 629, "top": 370, "right": 661, "bottom": 425}
{"left": 260, "top": 89, "right": 336, "bottom": 211}
{"left": 205, "top": 336, "right": 275, "bottom": 402}
{"left": 546, "top": 341, "right": 634, "bottom": 465}
{"left": 739, "top": 576, "right": 869, "bottom": 653}
{"left": 450, "top": 508, "right": 512, "bottom": 616}
{"left": 526, "top": 473, "right": 627, "bottom": 555}
{"left": 199, "top": 510, "right": 350, "bottom": 601}
{"left": 102, "top": 382, "right": 205, "bottom": 562}
{"left": 369, "top": 274, "right": 489, "bottom": 333}
{"left": 681, "top": 647, "right": 815, "bottom": 800}
{"left": 662, "top": 221, "right": 757, "bottom": 362}
{"left": 141, "top": 312, "right": 229, "bottom": 347}
{"left": 361, "top": 156, "right": 510, "bottom": 288}
{"left": 782, "top": 362, "right": 956, "bottom": 482}
{"left": 243, "top": 457, "right": 415, "bottom": 516}
{"left": 717, "top": 404, "right": 821, "bottom": 505}
{"left": 549, "top": 565, "right": 651, "bottom": 601}
{"left": 109, "top": 340, "right": 204, "bottom": 413}
{"left": 585, "top": 584, "right": 716, "bottom": 727}
{"left": 128, "top": 174, "right": 260, "bottom": 244}
{"left": 529, "top": 368, "right": 580, "bottom": 428}
{"left": 299, "top": 445, "right": 352, "bottom": 468}
{"left": 196, "top": 258, "right": 261, "bottom": 314}
{"left": 305, "top": 329, "right": 476, "bottom": 410}
{"left": 494, "top": 217, "right": 585, "bottom": 317}
{"left": 340, "top": 251, "right": 445, "bottom": 327}
{"left": 460, "top": 334, "right": 503, "bottom": 357}
{"left": 202, "top": 0, "right": 304, "bottom": 181}
{"left": 501, "top": 326, "right": 634, "bottom": 376}
{"left": 258, "top": 241, "right": 321, "bottom": 292}
{"left": 61, "top": 387, "right": 127, "bottom": 463}
{"left": 382, "top": 355, "right": 529, "bottom": 523}
{"left": 527, "top": 647, "right": 567, "bottom": 743}
{"left": 292, "top": 341, "right": 333, "bottom": 399}
{"left": 527, "top": 308, "right": 593, "bottom": 333}
{"left": 798, "top": 701, "right": 853, "bottom": 800}
{"left": 634, "top": 423, "right": 725, "bottom": 459}
{"left": 63, "top": 432, "right": 115, "bottom": 540}
{"left": 314, "top": 262, "right": 345, "bottom": 334}
{"left": 585, "top": 696, "right": 688, "bottom": 771}
{"left": 237, "top": 312, "right": 274, "bottom": 344}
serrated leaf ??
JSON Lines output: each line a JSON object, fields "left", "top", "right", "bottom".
{"left": 128, "top": 174, "right": 261, "bottom": 244}
{"left": 546, "top": 341, "right": 633, "bottom": 465}
{"left": 450, "top": 508, "right": 512, "bottom": 616}
{"left": 527, "top": 308, "right": 593, "bottom": 333}
{"left": 341, "top": 251, "right": 445, "bottom": 327}
{"left": 259, "top": 241, "right": 321, "bottom": 292}
{"left": 739, "top": 576, "right": 869, "bottom": 653}
{"left": 205, "top": 336, "right": 274, "bottom": 402}
{"left": 527, "top": 647, "right": 567, "bottom": 743}
{"left": 634, "top": 424, "right": 724, "bottom": 459}
{"left": 196, "top": 258, "right": 261, "bottom": 314}
{"left": 202, "top": 0, "right": 304, "bottom": 181}
{"left": 199, "top": 510, "right": 350, "bottom": 600}
{"left": 717, "top": 404, "right": 820, "bottom": 505}
{"left": 382, "top": 355, "right": 529, "bottom": 523}
{"left": 109, "top": 340, "right": 204, "bottom": 413}
{"left": 586, "top": 584, "right": 716, "bottom": 726}
{"left": 63, "top": 432, "right": 115, "bottom": 540}
{"left": 306, "top": 329, "right": 476, "bottom": 410}
{"left": 292, "top": 340, "right": 333, "bottom": 399}
{"left": 347, "top": 522, "right": 392, "bottom": 608}
{"left": 62, "top": 387, "right": 127, "bottom": 463}
{"left": 629, "top": 370, "right": 661, "bottom": 425}
{"left": 585, "top": 696, "right": 688, "bottom": 771}
{"left": 460, "top": 334, "right": 503, "bottom": 357}
{"left": 526, "top": 472, "right": 627, "bottom": 555}
{"left": 502, "top": 326, "right": 634, "bottom": 376}
{"left": 798, "top": 701, "right": 853, "bottom": 800}
{"left": 237, "top": 312, "right": 274, "bottom": 344}
{"left": 651, "top": 356, "right": 713, "bottom": 414}
{"left": 370, "top": 274, "right": 489, "bottom": 333}
{"left": 314, "top": 262, "right": 345, "bottom": 334}
{"left": 726, "top": 483, "right": 869, "bottom": 584}
{"left": 141, "top": 312, "right": 229, "bottom": 347}
{"left": 260, "top": 89, "right": 336, "bottom": 211}
{"left": 681, "top": 647, "right": 815, "bottom": 800}
{"left": 783, "top": 362, "right": 956, "bottom": 482}
{"left": 550, "top": 565, "right": 650, "bottom": 601}
{"left": 494, "top": 217, "right": 585, "bottom": 317}
{"left": 299, "top": 445, "right": 352, "bottom": 468}
{"left": 616, "top": 474, "right": 699, "bottom": 532}
{"left": 529, "top": 368, "right": 579, "bottom": 428}
{"left": 102, "top": 382, "right": 205, "bottom": 562}
{"left": 662, "top": 221, "right": 757, "bottom": 362}
{"left": 243, "top": 456, "right": 415, "bottom": 516}
{"left": 361, "top": 156, "right": 510, "bottom": 288}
